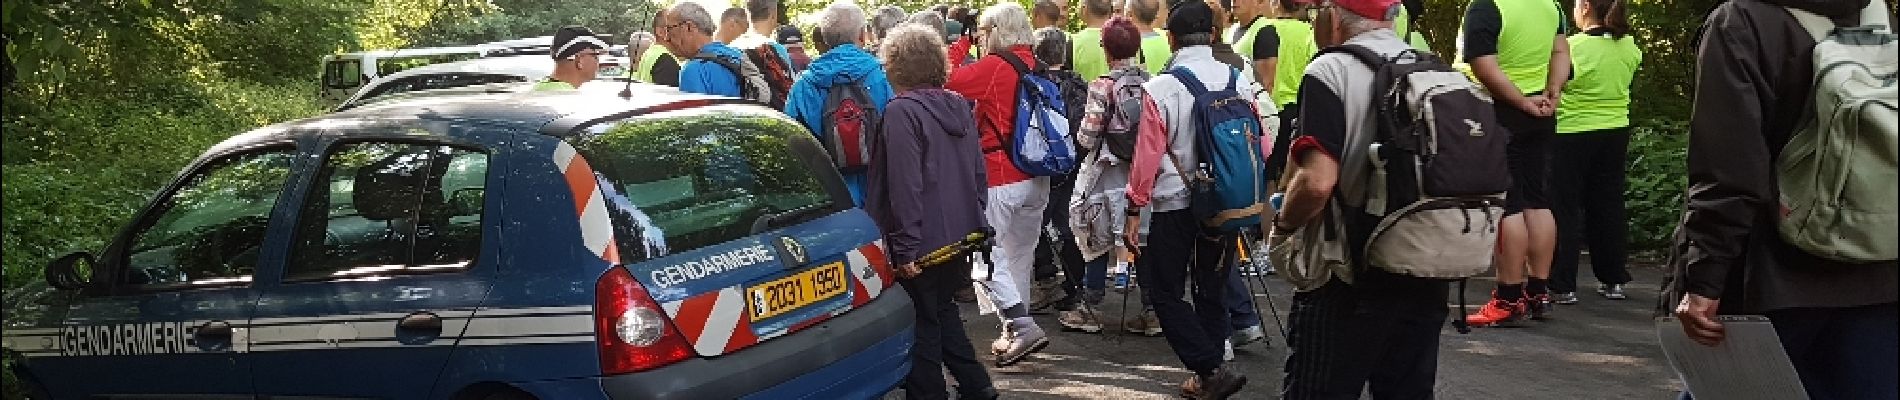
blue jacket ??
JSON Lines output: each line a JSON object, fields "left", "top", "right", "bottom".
{"left": 678, "top": 42, "right": 745, "bottom": 97}
{"left": 783, "top": 44, "right": 895, "bottom": 206}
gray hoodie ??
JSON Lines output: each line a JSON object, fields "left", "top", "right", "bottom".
{"left": 865, "top": 87, "right": 989, "bottom": 266}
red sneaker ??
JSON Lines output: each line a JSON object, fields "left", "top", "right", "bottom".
{"left": 1465, "top": 296, "right": 1527, "bottom": 327}
{"left": 1528, "top": 292, "right": 1553, "bottom": 321}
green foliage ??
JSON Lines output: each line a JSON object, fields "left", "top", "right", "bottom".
{"left": 409, "top": 0, "right": 663, "bottom": 47}
{"left": 1624, "top": 118, "right": 1689, "bottom": 250}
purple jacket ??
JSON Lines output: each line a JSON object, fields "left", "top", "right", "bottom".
{"left": 865, "top": 87, "right": 988, "bottom": 266}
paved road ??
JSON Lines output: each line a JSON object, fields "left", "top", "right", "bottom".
{"left": 909, "top": 264, "right": 1682, "bottom": 399}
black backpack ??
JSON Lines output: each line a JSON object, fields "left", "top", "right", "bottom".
{"left": 1319, "top": 45, "right": 1511, "bottom": 333}
{"left": 741, "top": 44, "right": 796, "bottom": 110}
{"left": 1318, "top": 46, "right": 1510, "bottom": 274}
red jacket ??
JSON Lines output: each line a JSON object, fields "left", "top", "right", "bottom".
{"left": 947, "top": 45, "right": 1037, "bottom": 188}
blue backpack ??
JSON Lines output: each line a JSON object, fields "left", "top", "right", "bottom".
{"left": 996, "top": 52, "right": 1077, "bottom": 177}
{"left": 1167, "top": 67, "right": 1268, "bottom": 232}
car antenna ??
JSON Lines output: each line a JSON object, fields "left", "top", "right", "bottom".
{"left": 619, "top": 78, "right": 635, "bottom": 98}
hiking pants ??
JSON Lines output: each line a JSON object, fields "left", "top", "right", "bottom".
{"left": 976, "top": 178, "right": 1049, "bottom": 315}
{"left": 901, "top": 258, "right": 998, "bottom": 400}
{"left": 1550, "top": 128, "right": 1634, "bottom": 293}
{"left": 1136, "top": 209, "right": 1233, "bottom": 375}
{"left": 1282, "top": 277, "right": 1449, "bottom": 400}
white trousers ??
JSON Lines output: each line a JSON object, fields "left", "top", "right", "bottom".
{"left": 973, "top": 177, "right": 1050, "bottom": 313}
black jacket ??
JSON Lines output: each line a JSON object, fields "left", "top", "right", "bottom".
{"left": 1678, "top": 0, "right": 1898, "bottom": 313}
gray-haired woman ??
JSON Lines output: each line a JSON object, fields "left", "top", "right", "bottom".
{"left": 864, "top": 23, "right": 997, "bottom": 400}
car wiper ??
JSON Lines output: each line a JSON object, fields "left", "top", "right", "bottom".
{"left": 749, "top": 203, "right": 836, "bottom": 234}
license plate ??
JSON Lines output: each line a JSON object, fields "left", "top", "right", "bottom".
{"left": 747, "top": 262, "right": 849, "bottom": 320}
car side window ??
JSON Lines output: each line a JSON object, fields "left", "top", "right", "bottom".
{"left": 287, "top": 142, "right": 488, "bottom": 281}
{"left": 122, "top": 149, "right": 297, "bottom": 287}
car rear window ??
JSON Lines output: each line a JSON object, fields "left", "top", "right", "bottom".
{"left": 358, "top": 73, "right": 527, "bottom": 104}
{"left": 570, "top": 113, "right": 846, "bottom": 262}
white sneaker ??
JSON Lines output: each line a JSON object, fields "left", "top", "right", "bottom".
{"left": 1230, "top": 325, "right": 1267, "bottom": 347}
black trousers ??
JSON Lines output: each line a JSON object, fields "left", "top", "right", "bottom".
{"left": 1550, "top": 129, "right": 1633, "bottom": 293}
{"left": 901, "top": 258, "right": 996, "bottom": 400}
{"left": 1281, "top": 276, "right": 1449, "bottom": 400}
{"left": 1136, "top": 209, "right": 1233, "bottom": 374}
{"left": 1037, "top": 174, "right": 1086, "bottom": 307}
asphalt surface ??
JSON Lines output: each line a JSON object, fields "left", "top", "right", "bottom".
{"left": 900, "top": 262, "right": 1682, "bottom": 399}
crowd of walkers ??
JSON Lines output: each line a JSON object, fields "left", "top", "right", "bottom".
{"left": 539, "top": 0, "right": 1898, "bottom": 398}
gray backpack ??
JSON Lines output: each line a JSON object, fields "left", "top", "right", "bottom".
{"left": 1776, "top": 0, "right": 1899, "bottom": 263}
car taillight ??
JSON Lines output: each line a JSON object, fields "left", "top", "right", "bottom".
{"left": 595, "top": 266, "right": 693, "bottom": 375}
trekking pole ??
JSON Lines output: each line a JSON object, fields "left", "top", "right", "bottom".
{"left": 1240, "top": 229, "right": 1289, "bottom": 340}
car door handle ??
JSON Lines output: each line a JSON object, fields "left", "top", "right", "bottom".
{"left": 397, "top": 312, "right": 442, "bottom": 333}
{"left": 196, "top": 321, "right": 234, "bottom": 340}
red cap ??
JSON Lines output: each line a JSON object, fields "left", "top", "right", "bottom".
{"left": 1332, "top": 0, "right": 1399, "bottom": 21}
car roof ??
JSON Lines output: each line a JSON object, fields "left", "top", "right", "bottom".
{"left": 207, "top": 85, "right": 758, "bottom": 158}
{"left": 363, "top": 56, "right": 553, "bottom": 86}
{"left": 337, "top": 56, "right": 555, "bottom": 110}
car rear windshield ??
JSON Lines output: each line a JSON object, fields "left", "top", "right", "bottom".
{"left": 570, "top": 112, "right": 845, "bottom": 263}
{"left": 358, "top": 73, "right": 527, "bottom": 104}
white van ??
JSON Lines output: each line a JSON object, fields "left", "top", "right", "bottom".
{"left": 319, "top": 46, "right": 496, "bottom": 106}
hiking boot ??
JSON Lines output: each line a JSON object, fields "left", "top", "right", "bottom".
{"left": 1598, "top": 283, "right": 1628, "bottom": 300}
{"left": 1230, "top": 324, "right": 1267, "bottom": 347}
{"left": 1552, "top": 291, "right": 1580, "bottom": 305}
{"left": 1464, "top": 297, "right": 1527, "bottom": 327}
{"left": 994, "top": 318, "right": 1050, "bottom": 367}
{"left": 1528, "top": 292, "right": 1553, "bottom": 320}
{"left": 1058, "top": 306, "right": 1104, "bottom": 333}
{"left": 1029, "top": 279, "right": 1064, "bottom": 314}
{"left": 1193, "top": 366, "right": 1248, "bottom": 400}
{"left": 954, "top": 286, "right": 977, "bottom": 303}
{"left": 1125, "top": 310, "right": 1164, "bottom": 336}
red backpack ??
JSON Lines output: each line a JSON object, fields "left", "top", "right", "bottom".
{"left": 743, "top": 44, "right": 796, "bottom": 110}
{"left": 823, "top": 81, "right": 880, "bottom": 171}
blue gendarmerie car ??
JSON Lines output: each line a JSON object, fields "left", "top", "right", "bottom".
{"left": 2, "top": 84, "right": 914, "bottom": 400}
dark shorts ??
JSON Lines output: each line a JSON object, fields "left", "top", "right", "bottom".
{"left": 1497, "top": 99, "right": 1557, "bottom": 215}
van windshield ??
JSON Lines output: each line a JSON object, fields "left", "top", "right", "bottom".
{"left": 570, "top": 113, "right": 845, "bottom": 262}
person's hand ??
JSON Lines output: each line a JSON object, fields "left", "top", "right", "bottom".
{"left": 1516, "top": 95, "right": 1550, "bottom": 117}
{"left": 1122, "top": 215, "right": 1143, "bottom": 258}
{"left": 895, "top": 262, "right": 922, "bottom": 279}
{"left": 1675, "top": 293, "right": 1726, "bottom": 346}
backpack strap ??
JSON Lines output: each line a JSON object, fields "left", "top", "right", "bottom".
{"left": 997, "top": 51, "right": 1035, "bottom": 75}
{"left": 1168, "top": 66, "right": 1210, "bottom": 97}
{"left": 693, "top": 51, "right": 745, "bottom": 76}
{"left": 1313, "top": 44, "right": 1386, "bottom": 70}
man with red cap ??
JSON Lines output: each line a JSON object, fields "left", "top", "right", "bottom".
{"left": 1269, "top": 0, "right": 1454, "bottom": 398}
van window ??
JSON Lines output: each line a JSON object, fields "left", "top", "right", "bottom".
{"left": 572, "top": 115, "right": 843, "bottom": 262}
{"left": 325, "top": 60, "right": 363, "bottom": 88}
{"left": 122, "top": 149, "right": 297, "bottom": 288}
{"left": 286, "top": 142, "right": 488, "bottom": 281}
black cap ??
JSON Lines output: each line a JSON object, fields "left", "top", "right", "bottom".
{"left": 552, "top": 26, "right": 608, "bottom": 59}
{"left": 775, "top": 25, "right": 805, "bottom": 46}
{"left": 1164, "top": 1, "right": 1217, "bottom": 36}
